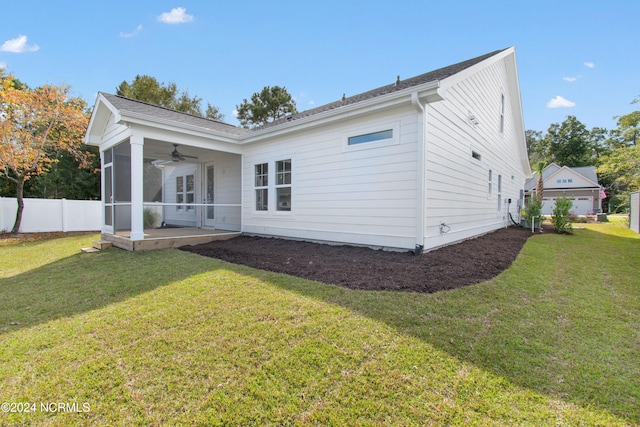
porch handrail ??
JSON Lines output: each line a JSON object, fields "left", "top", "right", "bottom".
{"left": 143, "top": 202, "right": 241, "bottom": 207}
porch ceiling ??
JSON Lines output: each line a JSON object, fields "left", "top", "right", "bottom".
{"left": 143, "top": 138, "right": 213, "bottom": 163}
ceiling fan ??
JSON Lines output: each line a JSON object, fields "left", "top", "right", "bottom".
{"left": 155, "top": 144, "right": 198, "bottom": 162}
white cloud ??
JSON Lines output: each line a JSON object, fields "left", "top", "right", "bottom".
{"left": 563, "top": 76, "right": 578, "bottom": 82}
{"left": 232, "top": 109, "right": 239, "bottom": 117}
{"left": 158, "top": 7, "right": 194, "bottom": 24}
{"left": 0, "top": 35, "right": 40, "bottom": 53}
{"left": 0, "top": 61, "right": 7, "bottom": 69}
{"left": 547, "top": 96, "right": 576, "bottom": 109}
{"left": 120, "top": 25, "right": 143, "bottom": 38}
{"left": 584, "top": 62, "right": 595, "bottom": 68}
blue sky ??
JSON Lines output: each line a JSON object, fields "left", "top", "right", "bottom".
{"left": 1, "top": 1, "right": 637, "bottom": 132}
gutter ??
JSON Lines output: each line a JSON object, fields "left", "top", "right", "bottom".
{"left": 411, "top": 91, "right": 427, "bottom": 254}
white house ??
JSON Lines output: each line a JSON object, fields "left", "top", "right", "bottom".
{"left": 525, "top": 163, "right": 603, "bottom": 215}
{"left": 85, "top": 47, "right": 531, "bottom": 252}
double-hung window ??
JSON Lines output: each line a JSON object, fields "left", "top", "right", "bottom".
{"left": 255, "top": 163, "right": 268, "bottom": 211}
{"left": 276, "top": 159, "right": 292, "bottom": 211}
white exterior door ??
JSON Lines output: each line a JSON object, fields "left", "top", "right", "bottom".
{"left": 203, "top": 162, "right": 215, "bottom": 228}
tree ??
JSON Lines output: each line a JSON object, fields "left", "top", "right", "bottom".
{"left": 0, "top": 73, "right": 90, "bottom": 233}
{"left": 544, "top": 116, "right": 595, "bottom": 166}
{"left": 235, "top": 85, "right": 297, "bottom": 128}
{"left": 116, "top": 75, "right": 224, "bottom": 121}
{"left": 526, "top": 130, "right": 548, "bottom": 164}
{"left": 612, "top": 110, "right": 640, "bottom": 147}
{"left": 597, "top": 145, "right": 640, "bottom": 212}
{"left": 532, "top": 161, "right": 546, "bottom": 201}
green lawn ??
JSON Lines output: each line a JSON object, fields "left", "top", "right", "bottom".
{"left": 0, "top": 223, "right": 638, "bottom": 426}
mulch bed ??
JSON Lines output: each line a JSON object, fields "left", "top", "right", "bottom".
{"left": 181, "top": 226, "right": 537, "bottom": 293}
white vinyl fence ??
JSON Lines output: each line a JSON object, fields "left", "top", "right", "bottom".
{"left": 0, "top": 197, "right": 101, "bottom": 233}
{"left": 630, "top": 192, "right": 640, "bottom": 234}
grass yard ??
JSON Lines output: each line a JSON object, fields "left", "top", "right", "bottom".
{"left": 0, "top": 222, "right": 638, "bottom": 426}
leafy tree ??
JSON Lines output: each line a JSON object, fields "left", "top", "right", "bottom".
{"left": 611, "top": 110, "right": 640, "bottom": 147}
{"left": 526, "top": 130, "right": 547, "bottom": 164}
{"left": 544, "top": 116, "right": 595, "bottom": 166}
{"left": 0, "top": 73, "right": 90, "bottom": 233}
{"left": 235, "top": 85, "right": 297, "bottom": 128}
{"left": 116, "top": 75, "right": 224, "bottom": 121}
{"left": 597, "top": 145, "right": 640, "bottom": 212}
{"left": 26, "top": 144, "right": 100, "bottom": 199}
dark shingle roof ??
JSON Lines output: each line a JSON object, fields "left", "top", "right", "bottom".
{"left": 100, "top": 93, "right": 249, "bottom": 136}
{"left": 258, "top": 48, "right": 509, "bottom": 129}
{"left": 101, "top": 48, "right": 508, "bottom": 135}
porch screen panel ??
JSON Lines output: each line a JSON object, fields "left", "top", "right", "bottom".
{"left": 113, "top": 141, "right": 131, "bottom": 231}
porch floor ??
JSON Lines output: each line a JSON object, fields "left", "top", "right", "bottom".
{"left": 102, "top": 228, "right": 241, "bottom": 251}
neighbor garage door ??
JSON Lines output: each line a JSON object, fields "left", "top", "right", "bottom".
{"left": 541, "top": 197, "right": 593, "bottom": 215}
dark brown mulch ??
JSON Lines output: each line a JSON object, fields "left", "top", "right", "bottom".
{"left": 180, "top": 226, "right": 536, "bottom": 293}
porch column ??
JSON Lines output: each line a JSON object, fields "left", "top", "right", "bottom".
{"left": 130, "top": 134, "right": 145, "bottom": 240}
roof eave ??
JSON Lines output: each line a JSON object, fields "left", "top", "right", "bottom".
{"left": 117, "top": 110, "right": 244, "bottom": 144}
{"left": 240, "top": 81, "right": 442, "bottom": 143}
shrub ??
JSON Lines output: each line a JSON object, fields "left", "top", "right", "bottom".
{"left": 551, "top": 195, "right": 573, "bottom": 233}
{"left": 143, "top": 208, "right": 158, "bottom": 229}
{"left": 524, "top": 196, "right": 543, "bottom": 230}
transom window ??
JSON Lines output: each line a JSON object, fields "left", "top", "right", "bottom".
{"left": 348, "top": 129, "right": 393, "bottom": 145}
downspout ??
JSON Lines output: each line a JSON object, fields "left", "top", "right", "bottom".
{"left": 411, "top": 92, "right": 426, "bottom": 254}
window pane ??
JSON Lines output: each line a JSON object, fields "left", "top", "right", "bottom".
{"left": 186, "top": 174, "right": 194, "bottom": 192}
{"left": 176, "top": 176, "right": 184, "bottom": 193}
{"left": 277, "top": 187, "right": 291, "bottom": 211}
{"left": 348, "top": 129, "right": 393, "bottom": 145}
{"left": 256, "top": 189, "right": 268, "bottom": 211}
{"left": 255, "top": 163, "right": 268, "bottom": 187}
{"left": 276, "top": 159, "right": 291, "bottom": 185}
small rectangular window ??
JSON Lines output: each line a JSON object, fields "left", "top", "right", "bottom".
{"left": 348, "top": 129, "right": 393, "bottom": 145}
{"left": 472, "top": 151, "right": 482, "bottom": 161}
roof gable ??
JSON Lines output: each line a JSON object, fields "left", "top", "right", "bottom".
{"left": 526, "top": 164, "right": 599, "bottom": 191}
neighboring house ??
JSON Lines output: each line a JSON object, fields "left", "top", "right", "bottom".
{"left": 85, "top": 47, "right": 531, "bottom": 252}
{"left": 524, "top": 163, "right": 603, "bottom": 215}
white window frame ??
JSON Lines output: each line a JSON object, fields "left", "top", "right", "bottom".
{"left": 488, "top": 169, "right": 493, "bottom": 198}
{"left": 254, "top": 162, "right": 269, "bottom": 212}
{"left": 275, "top": 159, "right": 292, "bottom": 212}
{"left": 500, "top": 93, "right": 505, "bottom": 134}
{"left": 497, "top": 174, "right": 503, "bottom": 212}
{"left": 343, "top": 121, "right": 399, "bottom": 152}
{"left": 175, "top": 173, "right": 195, "bottom": 212}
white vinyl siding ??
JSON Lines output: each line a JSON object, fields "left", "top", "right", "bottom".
{"left": 424, "top": 56, "right": 527, "bottom": 248}
{"left": 242, "top": 109, "right": 418, "bottom": 249}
